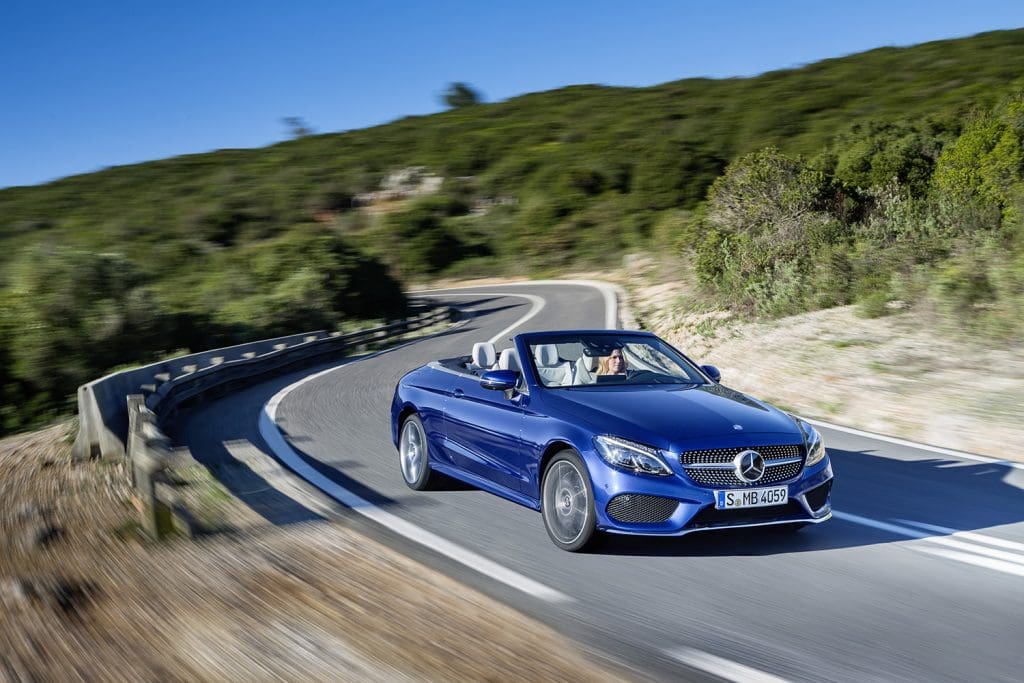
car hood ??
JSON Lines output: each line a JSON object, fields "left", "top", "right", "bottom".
{"left": 542, "top": 383, "right": 802, "bottom": 449}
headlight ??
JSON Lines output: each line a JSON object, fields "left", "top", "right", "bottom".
{"left": 593, "top": 435, "right": 672, "bottom": 476}
{"left": 801, "top": 422, "right": 827, "bottom": 467}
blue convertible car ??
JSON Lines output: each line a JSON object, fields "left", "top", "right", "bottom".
{"left": 391, "top": 330, "right": 833, "bottom": 551}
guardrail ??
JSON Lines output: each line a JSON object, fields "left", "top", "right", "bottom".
{"left": 76, "top": 302, "right": 456, "bottom": 538}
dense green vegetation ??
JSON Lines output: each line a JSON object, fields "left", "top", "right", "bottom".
{"left": 2, "top": 28, "right": 1024, "bottom": 434}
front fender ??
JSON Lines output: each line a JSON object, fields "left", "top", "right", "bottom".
{"left": 520, "top": 393, "right": 602, "bottom": 501}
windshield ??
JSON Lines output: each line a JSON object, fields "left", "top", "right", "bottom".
{"left": 526, "top": 334, "right": 708, "bottom": 388}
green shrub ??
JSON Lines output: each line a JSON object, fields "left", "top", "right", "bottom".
{"left": 829, "top": 120, "right": 947, "bottom": 196}
{"left": 696, "top": 147, "right": 837, "bottom": 313}
{"left": 933, "top": 95, "right": 1024, "bottom": 214}
{"left": 856, "top": 290, "right": 892, "bottom": 318}
{"left": 3, "top": 246, "right": 178, "bottom": 426}
{"left": 382, "top": 198, "right": 467, "bottom": 276}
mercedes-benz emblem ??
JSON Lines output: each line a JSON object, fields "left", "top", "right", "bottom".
{"left": 733, "top": 449, "right": 765, "bottom": 483}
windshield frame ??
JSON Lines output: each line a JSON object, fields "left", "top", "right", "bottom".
{"left": 518, "top": 331, "right": 712, "bottom": 390}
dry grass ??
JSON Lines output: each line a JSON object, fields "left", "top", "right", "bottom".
{"left": 0, "top": 423, "right": 619, "bottom": 681}
{"left": 623, "top": 270, "right": 1024, "bottom": 461}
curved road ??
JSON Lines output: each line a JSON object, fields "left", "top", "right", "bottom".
{"left": 178, "top": 282, "right": 1024, "bottom": 682}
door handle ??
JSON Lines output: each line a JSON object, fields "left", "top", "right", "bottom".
{"left": 453, "top": 388, "right": 465, "bottom": 398}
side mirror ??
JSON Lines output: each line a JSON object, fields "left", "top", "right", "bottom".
{"left": 701, "top": 364, "right": 721, "bottom": 383}
{"left": 480, "top": 369, "right": 519, "bottom": 391}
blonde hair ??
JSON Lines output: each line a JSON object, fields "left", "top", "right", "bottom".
{"left": 596, "top": 350, "right": 625, "bottom": 375}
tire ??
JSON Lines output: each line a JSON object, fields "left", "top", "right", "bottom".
{"left": 398, "top": 414, "right": 436, "bottom": 491}
{"left": 541, "top": 450, "right": 597, "bottom": 552}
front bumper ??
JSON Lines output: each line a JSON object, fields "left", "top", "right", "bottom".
{"left": 590, "top": 454, "right": 834, "bottom": 536}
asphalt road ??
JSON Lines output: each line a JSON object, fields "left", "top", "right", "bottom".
{"left": 177, "top": 282, "right": 1024, "bottom": 683}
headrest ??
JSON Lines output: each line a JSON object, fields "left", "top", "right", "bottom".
{"left": 498, "top": 348, "right": 521, "bottom": 372}
{"left": 534, "top": 344, "right": 560, "bottom": 367}
{"left": 472, "top": 342, "right": 496, "bottom": 368}
{"left": 577, "top": 354, "right": 597, "bottom": 371}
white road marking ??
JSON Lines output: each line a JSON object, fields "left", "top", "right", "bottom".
{"left": 412, "top": 278, "right": 619, "bottom": 330}
{"left": 912, "top": 547, "right": 1024, "bottom": 578}
{"left": 803, "top": 417, "right": 1024, "bottom": 470}
{"left": 833, "top": 511, "right": 930, "bottom": 537}
{"left": 667, "top": 647, "right": 792, "bottom": 683}
{"left": 894, "top": 519, "right": 1024, "bottom": 552}
{"left": 413, "top": 291, "right": 546, "bottom": 344}
{"left": 927, "top": 537, "right": 1024, "bottom": 567}
{"left": 258, "top": 285, "right": 591, "bottom": 604}
{"left": 485, "top": 293, "right": 545, "bottom": 343}
{"left": 261, "top": 382, "right": 571, "bottom": 604}
{"left": 835, "top": 511, "right": 1024, "bottom": 577}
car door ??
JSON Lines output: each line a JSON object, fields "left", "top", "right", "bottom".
{"left": 416, "top": 365, "right": 457, "bottom": 468}
{"left": 443, "top": 372, "right": 526, "bottom": 493}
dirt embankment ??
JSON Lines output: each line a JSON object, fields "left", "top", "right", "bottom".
{"left": 627, "top": 280, "right": 1024, "bottom": 461}
{"left": 426, "top": 270, "right": 1024, "bottom": 459}
{"left": 0, "top": 423, "right": 620, "bottom": 682}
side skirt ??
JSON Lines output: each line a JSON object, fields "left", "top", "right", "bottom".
{"left": 431, "top": 462, "right": 541, "bottom": 511}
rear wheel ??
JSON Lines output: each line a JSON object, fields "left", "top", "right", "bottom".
{"left": 541, "top": 450, "right": 597, "bottom": 552}
{"left": 399, "top": 414, "right": 436, "bottom": 490}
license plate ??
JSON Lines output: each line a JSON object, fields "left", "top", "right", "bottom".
{"left": 715, "top": 486, "right": 788, "bottom": 510}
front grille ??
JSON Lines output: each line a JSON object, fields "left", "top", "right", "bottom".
{"left": 606, "top": 494, "right": 678, "bottom": 524}
{"left": 804, "top": 480, "right": 832, "bottom": 511}
{"left": 680, "top": 444, "right": 803, "bottom": 465}
{"left": 680, "top": 444, "right": 805, "bottom": 488}
{"left": 688, "top": 501, "right": 805, "bottom": 529}
{"left": 685, "top": 461, "right": 803, "bottom": 488}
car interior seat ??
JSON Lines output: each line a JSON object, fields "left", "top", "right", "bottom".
{"left": 574, "top": 354, "right": 597, "bottom": 385}
{"left": 498, "top": 347, "right": 521, "bottom": 373}
{"left": 533, "top": 343, "right": 571, "bottom": 386}
{"left": 470, "top": 342, "right": 496, "bottom": 373}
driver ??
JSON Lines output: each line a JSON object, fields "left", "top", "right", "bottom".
{"left": 597, "top": 348, "right": 627, "bottom": 376}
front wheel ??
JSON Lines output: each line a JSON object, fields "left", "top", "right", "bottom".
{"left": 541, "top": 450, "right": 597, "bottom": 552}
{"left": 399, "top": 414, "right": 436, "bottom": 490}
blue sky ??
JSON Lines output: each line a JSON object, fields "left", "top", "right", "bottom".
{"left": 4, "top": 1, "right": 1024, "bottom": 189}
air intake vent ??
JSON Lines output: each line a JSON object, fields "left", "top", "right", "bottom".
{"left": 606, "top": 494, "right": 678, "bottom": 523}
{"left": 804, "top": 480, "right": 832, "bottom": 511}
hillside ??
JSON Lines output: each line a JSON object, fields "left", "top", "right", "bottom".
{"left": 1, "top": 28, "right": 1023, "bottom": 434}
{"left": 3, "top": 29, "right": 1024, "bottom": 251}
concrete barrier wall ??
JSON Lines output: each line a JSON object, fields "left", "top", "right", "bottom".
{"left": 72, "top": 304, "right": 452, "bottom": 461}
{"left": 71, "top": 331, "right": 327, "bottom": 460}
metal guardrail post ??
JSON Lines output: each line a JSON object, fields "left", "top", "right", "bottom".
{"left": 126, "top": 394, "right": 144, "bottom": 487}
{"left": 134, "top": 444, "right": 174, "bottom": 539}
{"left": 127, "top": 396, "right": 176, "bottom": 539}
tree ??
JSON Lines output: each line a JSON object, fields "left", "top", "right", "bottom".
{"left": 696, "top": 147, "right": 844, "bottom": 315}
{"left": 282, "top": 116, "right": 313, "bottom": 138}
{"left": 5, "top": 246, "right": 174, "bottom": 416}
{"left": 705, "top": 147, "right": 828, "bottom": 244}
{"left": 828, "top": 120, "right": 945, "bottom": 197}
{"left": 443, "top": 82, "right": 481, "bottom": 109}
{"left": 210, "top": 231, "right": 407, "bottom": 333}
{"left": 631, "top": 140, "right": 727, "bottom": 211}
{"left": 383, "top": 198, "right": 466, "bottom": 275}
{"left": 933, "top": 97, "right": 1024, "bottom": 213}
